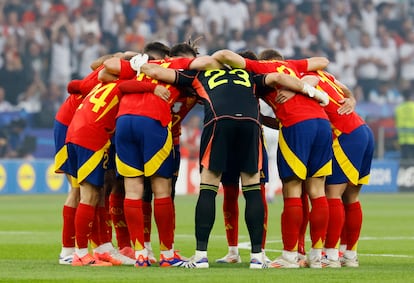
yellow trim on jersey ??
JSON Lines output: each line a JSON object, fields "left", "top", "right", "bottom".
{"left": 332, "top": 138, "right": 359, "bottom": 185}
{"left": 279, "top": 130, "right": 307, "bottom": 180}
{"left": 144, "top": 127, "right": 173, "bottom": 177}
{"left": 54, "top": 145, "right": 68, "bottom": 173}
{"left": 78, "top": 141, "right": 110, "bottom": 183}
{"left": 313, "top": 160, "right": 332, "bottom": 177}
{"left": 96, "top": 95, "right": 119, "bottom": 122}
{"left": 116, "top": 155, "right": 145, "bottom": 177}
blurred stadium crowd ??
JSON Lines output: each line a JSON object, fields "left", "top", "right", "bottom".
{"left": 0, "top": 0, "right": 413, "bottom": 158}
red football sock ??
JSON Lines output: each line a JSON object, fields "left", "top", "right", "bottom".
{"left": 281, "top": 198, "right": 303, "bottom": 251}
{"left": 109, "top": 193, "right": 131, "bottom": 249}
{"left": 260, "top": 183, "right": 268, "bottom": 249}
{"left": 309, "top": 196, "right": 329, "bottom": 249}
{"left": 154, "top": 197, "right": 174, "bottom": 251}
{"left": 62, "top": 205, "right": 76, "bottom": 248}
{"left": 142, "top": 200, "right": 152, "bottom": 243}
{"left": 222, "top": 183, "right": 239, "bottom": 247}
{"left": 104, "top": 196, "right": 112, "bottom": 242}
{"left": 97, "top": 206, "right": 112, "bottom": 245}
{"left": 340, "top": 224, "right": 347, "bottom": 247}
{"left": 124, "top": 198, "right": 144, "bottom": 250}
{"left": 172, "top": 200, "right": 176, "bottom": 235}
{"left": 344, "top": 201, "right": 363, "bottom": 251}
{"left": 89, "top": 208, "right": 101, "bottom": 249}
{"left": 74, "top": 203, "right": 95, "bottom": 249}
{"left": 298, "top": 191, "right": 309, "bottom": 255}
{"left": 325, "top": 198, "right": 345, "bottom": 248}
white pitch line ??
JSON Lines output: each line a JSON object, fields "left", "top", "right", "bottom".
{"left": 1, "top": 231, "right": 413, "bottom": 259}
{"left": 237, "top": 240, "right": 414, "bottom": 259}
{"left": 175, "top": 234, "right": 414, "bottom": 259}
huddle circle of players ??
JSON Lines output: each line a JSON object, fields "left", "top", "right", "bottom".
{"left": 54, "top": 40, "right": 373, "bottom": 269}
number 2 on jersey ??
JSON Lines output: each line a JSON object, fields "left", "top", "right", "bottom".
{"left": 205, "top": 69, "right": 252, "bottom": 90}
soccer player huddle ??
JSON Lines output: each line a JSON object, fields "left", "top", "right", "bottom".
{"left": 54, "top": 40, "right": 374, "bottom": 269}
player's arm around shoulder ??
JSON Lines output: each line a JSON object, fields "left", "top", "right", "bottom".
{"left": 264, "top": 72, "right": 304, "bottom": 92}
{"left": 98, "top": 69, "right": 119, "bottom": 83}
{"left": 211, "top": 49, "right": 246, "bottom": 69}
{"left": 140, "top": 63, "right": 177, "bottom": 84}
{"left": 306, "top": 57, "right": 329, "bottom": 71}
{"left": 189, "top": 55, "right": 223, "bottom": 70}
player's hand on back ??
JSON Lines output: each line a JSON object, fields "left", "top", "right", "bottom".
{"left": 153, "top": 85, "right": 171, "bottom": 102}
{"left": 337, "top": 97, "right": 356, "bottom": 115}
{"left": 275, "top": 89, "right": 295, "bottom": 103}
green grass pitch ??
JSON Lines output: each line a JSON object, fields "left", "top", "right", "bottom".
{"left": 0, "top": 193, "right": 413, "bottom": 283}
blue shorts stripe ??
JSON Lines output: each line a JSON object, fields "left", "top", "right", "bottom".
{"left": 115, "top": 115, "right": 174, "bottom": 178}
{"left": 327, "top": 124, "right": 374, "bottom": 185}
{"left": 65, "top": 140, "right": 111, "bottom": 187}
{"left": 277, "top": 119, "right": 332, "bottom": 180}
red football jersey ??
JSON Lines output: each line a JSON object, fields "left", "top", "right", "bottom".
{"left": 55, "top": 80, "right": 85, "bottom": 126}
{"left": 313, "top": 70, "right": 365, "bottom": 134}
{"left": 66, "top": 81, "right": 124, "bottom": 151}
{"left": 117, "top": 58, "right": 194, "bottom": 127}
{"left": 79, "top": 65, "right": 104, "bottom": 95}
{"left": 245, "top": 58, "right": 328, "bottom": 127}
{"left": 65, "top": 76, "right": 159, "bottom": 151}
{"left": 55, "top": 65, "right": 104, "bottom": 126}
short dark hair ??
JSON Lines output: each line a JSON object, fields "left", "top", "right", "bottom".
{"left": 170, "top": 43, "right": 198, "bottom": 58}
{"left": 258, "top": 49, "right": 284, "bottom": 60}
{"left": 237, "top": 50, "right": 258, "bottom": 60}
{"left": 143, "top": 41, "right": 170, "bottom": 60}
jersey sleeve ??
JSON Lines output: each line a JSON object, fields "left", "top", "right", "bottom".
{"left": 244, "top": 58, "right": 255, "bottom": 71}
{"left": 67, "top": 80, "right": 82, "bottom": 94}
{"left": 253, "top": 73, "right": 274, "bottom": 98}
{"left": 166, "top": 57, "right": 195, "bottom": 70}
{"left": 244, "top": 58, "right": 273, "bottom": 73}
{"left": 78, "top": 67, "right": 101, "bottom": 96}
{"left": 253, "top": 73, "right": 267, "bottom": 88}
{"left": 119, "top": 59, "right": 137, "bottom": 80}
{"left": 118, "top": 80, "right": 156, "bottom": 94}
{"left": 175, "top": 70, "right": 198, "bottom": 86}
{"left": 285, "top": 59, "right": 308, "bottom": 73}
